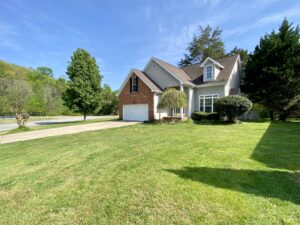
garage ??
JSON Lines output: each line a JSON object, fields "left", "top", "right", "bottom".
{"left": 123, "top": 104, "right": 148, "bottom": 121}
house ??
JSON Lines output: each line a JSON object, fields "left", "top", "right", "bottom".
{"left": 117, "top": 54, "right": 242, "bottom": 121}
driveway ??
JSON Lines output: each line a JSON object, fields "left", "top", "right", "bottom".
{"left": 0, "top": 121, "right": 139, "bottom": 144}
{"left": 0, "top": 116, "right": 112, "bottom": 132}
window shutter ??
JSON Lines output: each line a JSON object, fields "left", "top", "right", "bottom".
{"left": 136, "top": 76, "right": 139, "bottom": 92}
{"left": 129, "top": 77, "right": 132, "bottom": 93}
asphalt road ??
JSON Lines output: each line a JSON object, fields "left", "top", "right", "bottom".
{"left": 0, "top": 116, "right": 114, "bottom": 132}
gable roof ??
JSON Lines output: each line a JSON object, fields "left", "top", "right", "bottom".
{"left": 181, "top": 54, "right": 239, "bottom": 85}
{"left": 117, "top": 69, "right": 163, "bottom": 96}
{"left": 200, "top": 57, "right": 224, "bottom": 69}
{"left": 132, "top": 69, "right": 163, "bottom": 92}
{"left": 148, "top": 55, "right": 239, "bottom": 86}
{"left": 151, "top": 58, "right": 193, "bottom": 85}
{"left": 118, "top": 54, "right": 240, "bottom": 94}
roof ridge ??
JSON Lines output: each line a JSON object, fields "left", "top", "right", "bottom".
{"left": 181, "top": 54, "right": 239, "bottom": 68}
{"left": 152, "top": 57, "right": 182, "bottom": 70}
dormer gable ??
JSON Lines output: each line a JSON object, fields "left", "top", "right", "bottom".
{"left": 200, "top": 57, "right": 224, "bottom": 82}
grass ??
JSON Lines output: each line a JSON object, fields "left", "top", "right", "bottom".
{"left": 0, "top": 121, "right": 299, "bottom": 224}
{"left": 1, "top": 116, "right": 118, "bottom": 135}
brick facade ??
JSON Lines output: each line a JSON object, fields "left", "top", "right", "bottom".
{"left": 119, "top": 72, "right": 155, "bottom": 121}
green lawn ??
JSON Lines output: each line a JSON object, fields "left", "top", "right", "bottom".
{"left": 0, "top": 121, "right": 299, "bottom": 224}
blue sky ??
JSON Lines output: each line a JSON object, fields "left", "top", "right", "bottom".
{"left": 1, "top": 0, "right": 300, "bottom": 90}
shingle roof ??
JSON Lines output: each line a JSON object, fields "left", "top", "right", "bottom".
{"left": 181, "top": 54, "right": 239, "bottom": 85}
{"left": 132, "top": 69, "right": 163, "bottom": 92}
{"left": 152, "top": 57, "right": 193, "bottom": 85}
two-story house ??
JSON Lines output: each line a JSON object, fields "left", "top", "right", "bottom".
{"left": 118, "top": 54, "right": 241, "bottom": 121}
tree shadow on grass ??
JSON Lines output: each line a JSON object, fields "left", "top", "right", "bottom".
{"left": 251, "top": 122, "right": 300, "bottom": 171}
{"left": 35, "top": 121, "right": 79, "bottom": 125}
{"left": 165, "top": 167, "right": 300, "bottom": 205}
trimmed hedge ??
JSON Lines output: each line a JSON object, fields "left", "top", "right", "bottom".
{"left": 215, "top": 96, "right": 252, "bottom": 123}
{"left": 192, "top": 112, "right": 219, "bottom": 121}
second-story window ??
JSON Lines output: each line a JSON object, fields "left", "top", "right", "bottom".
{"left": 206, "top": 65, "right": 213, "bottom": 80}
{"left": 131, "top": 76, "right": 138, "bottom": 92}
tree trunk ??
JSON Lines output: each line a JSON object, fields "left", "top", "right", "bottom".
{"left": 269, "top": 110, "right": 274, "bottom": 121}
{"left": 279, "top": 111, "right": 288, "bottom": 121}
{"left": 83, "top": 112, "right": 87, "bottom": 121}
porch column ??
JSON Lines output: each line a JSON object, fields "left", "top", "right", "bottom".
{"left": 180, "top": 84, "right": 184, "bottom": 119}
{"left": 188, "top": 87, "right": 194, "bottom": 117}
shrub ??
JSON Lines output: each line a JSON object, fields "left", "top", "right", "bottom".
{"left": 192, "top": 112, "right": 219, "bottom": 121}
{"left": 215, "top": 96, "right": 252, "bottom": 123}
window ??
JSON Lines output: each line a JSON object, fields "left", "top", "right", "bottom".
{"left": 172, "top": 107, "right": 185, "bottom": 115}
{"left": 131, "top": 76, "right": 138, "bottom": 92}
{"left": 206, "top": 65, "right": 213, "bottom": 80}
{"left": 199, "top": 94, "right": 219, "bottom": 112}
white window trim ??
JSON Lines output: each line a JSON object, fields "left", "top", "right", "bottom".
{"left": 199, "top": 94, "right": 219, "bottom": 113}
{"left": 172, "top": 107, "right": 185, "bottom": 115}
{"left": 132, "top": 76, "right": 137, "bottom": 92}
{"left": 206, "top": 65, "right": 214, "bottom": 81}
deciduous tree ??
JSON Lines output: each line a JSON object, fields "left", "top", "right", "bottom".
{"left": 63, "top": 48, "right": 102, "bottom": 120}
{"left": 157, "top": 88, "right": 187, "bottom": 118}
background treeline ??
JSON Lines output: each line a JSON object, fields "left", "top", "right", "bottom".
{"left": 0, "top": 60, "right": 118, "bottom": 116}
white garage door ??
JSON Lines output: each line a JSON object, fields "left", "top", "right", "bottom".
{"left": 123, "top": 104, "right": 148, "bottom": 121}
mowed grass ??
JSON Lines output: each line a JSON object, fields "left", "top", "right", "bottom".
{"left": 0, "top": 121, "right": 299, "bottom": 224}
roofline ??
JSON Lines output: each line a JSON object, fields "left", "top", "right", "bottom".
{"left": 223, "top": 54, "right": 241, "bottom": 87}
{"left": 143, "top": 57, "right": 184, "bottom": 85}
{"left": 116, "top": 69, "right": 163, "bottom": 96}
{"left": 194, "top": 82, "right": 226, "bottom": 88}
{"left": 200, "top": 57, "right": 224, "bottom": 68}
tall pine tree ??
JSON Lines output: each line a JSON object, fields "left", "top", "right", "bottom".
{"left": 179, "top": 25, "right": 225, "bottom": 66}
{"left": 243, "top": 18, "right": 300, "bottom": 120}
{"left": 63, "top": 48, "right": 102, "bottom": 120}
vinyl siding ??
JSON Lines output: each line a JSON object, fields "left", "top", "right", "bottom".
{"left": 193, "top": 85, "right": 225, "bottom": 112}
{"left": 144, "top": 61, "right": 180, "bottom": 89}
{"left": 225, "top": 60, "right": 241, "bottom": 95}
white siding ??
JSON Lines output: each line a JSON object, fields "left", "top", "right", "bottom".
{"left": 193, "top": 85, "right": 225, "bottom": 112}
{"left": 214, "top": 66, "right": 221, "bottom": 79}
{"left": 144, "top": 61, "right": 180, "bottom": 89}
{"left": 224, "top": 61, "right": 241, "bottom": 95}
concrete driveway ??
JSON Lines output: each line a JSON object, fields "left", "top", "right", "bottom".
{"left": 0, "top": 121, "right": 139, "bottom": 144}
{"left": 0, "top": 116, "right": 112, "bottom": 132}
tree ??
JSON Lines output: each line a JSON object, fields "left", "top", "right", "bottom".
{"left": 215, "top": 96, "right": 252, "bottom": 123}
{"left": 227, "top": 46, "right": 249, "bottom": 68}
{"left": 36, "top": 67, "right": 54, "bottom": 77}
{"left": 1, "top": 79, "right": 33, "bottom": 127}
{"left": 63, "top": 48, "right": 102, "bottom": 120}
{"left": 242, "top": 18, "right": 300, "bottom": 121}
{"left": 40, "top": 84, "right": 63, "bottom": 116}
{"left": 157, "top": 88, "right": 187, "bottom": 118}
{"left": 179, "top": 25, "right": 225, "bottom": 66}
{"left": 98, "top": 84, "right": 118, "bottom": 115}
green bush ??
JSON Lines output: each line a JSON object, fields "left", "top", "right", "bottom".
{"left": 251, "top": 103, "right": 269, "bottom": 118}
{"left": 192, "top": 112, "right": 219, "bottom": 121}
{"left": 215, "top": 96, "right": 252, "bottom": 123}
